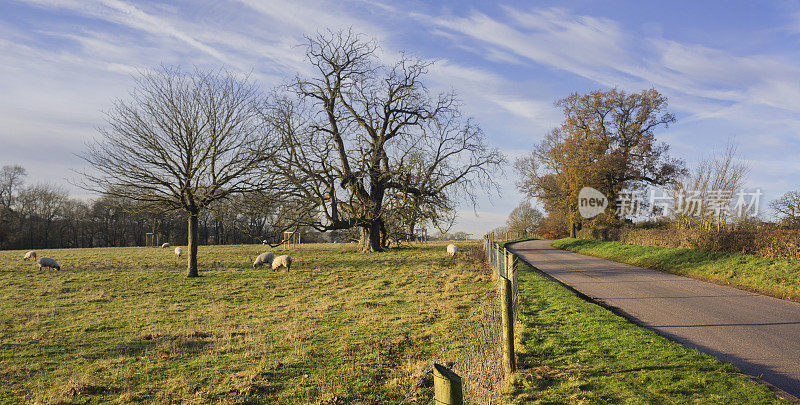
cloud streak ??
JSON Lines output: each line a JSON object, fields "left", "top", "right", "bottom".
{"left": 424, "top": 6, "right": 800, "bottom": 115}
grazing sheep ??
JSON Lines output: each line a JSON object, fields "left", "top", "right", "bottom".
{"left": 447, "top": 244, "right": 457, "bottom": 257}
{"left": 262, "top": 240, "right": 268, "bottom": 245}
{"left": 271, "top": 255, "right": 292, "bottom": 272}
{"left": 174, "top": 247, "right": 182, "bottom": 257}
{"left": 253, "top": 252, "right": 275, "bottom": 269}
{"left": 23, "top": 251, "right": 37, "bottom": 260}
{"left": 161, "top": 243, "right": 170, "bottom": 248}
{"left": 37, "top": 256, "right": 60, "bottom": 270}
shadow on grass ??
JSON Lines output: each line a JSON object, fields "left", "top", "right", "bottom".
{"left": 86, "top": 334, "right": 212, "bottom": 360}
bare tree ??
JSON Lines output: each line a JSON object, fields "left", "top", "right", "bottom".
{"left": 770, "top": 191, "right": 800, "bottom": 228}
{"left": 0, "top": 165, "right": 26, "bottom": 212}
{"left": 81, "top": 66, "right": 276, "bottom": 277}
{"left": 16, "top": 184, "right": 68, "bottom": 248}
{"left": 267, "top": 30, "right": 504, "bottom": 251}
{"left": 669, "top": 143, "right": 749, "bottom": 229}
{"left": 381, "top": 190, "right": 456, "bottom": 246}
{"left": 506, "top": 201, "right": 543, "bottom": 237}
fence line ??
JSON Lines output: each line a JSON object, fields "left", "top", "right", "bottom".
{"left": 401, "top": 236, "right": 520, "bottom": 404}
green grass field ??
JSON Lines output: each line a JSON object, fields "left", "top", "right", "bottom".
{"left": 552, "top": 238, "right": 800, "bottom": 301}
{"left": 507, "top": 257, "right": 786, "bottom": 403}
{"left": 1, "top": 240, "right": 787, "bottom": 404}
{"left": 0, "top": 242, "right": 492, "bottom": 403}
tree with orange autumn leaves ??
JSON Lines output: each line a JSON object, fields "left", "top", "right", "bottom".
{"left": 516, "top": 88, "right": 686, "bottom": 237}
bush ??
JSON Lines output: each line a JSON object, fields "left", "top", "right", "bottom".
{"left": 539, "top": 216, "right": 569, "bottom": 239}
{"left": 578, "top": 227, "right": 800, "bottom": 260}
{"left": 576, "top": 227, "right": 621, "bottom": 241}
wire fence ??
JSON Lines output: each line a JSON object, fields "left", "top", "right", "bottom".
{"left": 486, "top": 239, "right": 519, "bottom": 319}
{"left": 401, "top": 237, "right": 518, "bottom": 404}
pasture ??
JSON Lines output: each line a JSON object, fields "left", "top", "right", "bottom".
{"left": 0, "top": 242, "right": 491, "bottom": 403}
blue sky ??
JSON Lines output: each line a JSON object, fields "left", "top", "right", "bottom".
{"left": 1, "top": 0, "right": 799, "bottom": 235}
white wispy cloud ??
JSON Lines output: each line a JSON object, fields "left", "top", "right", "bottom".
{"left": 234, "top": 0, "right": 385, "bottom": 37}
{"left": 425, "top": 7, "right": 631, "bottom": 86}
{"left": 424, "top": 6, "right": 800, "bottom": 116}
{"left": 428, "top": 60, "right": 560, "bottom": 128}
{"left": 17, "top": 0, "right": 228, "bottom": 62}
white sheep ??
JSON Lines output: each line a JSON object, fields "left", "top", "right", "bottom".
{"left": 447, "top": 244, "right": 457, "bottom": 257}
{"left": 37, "top": 256, "right": 60, "bottom": 270}
{"left": 174, "top": 247, "right": 182, "bottom": 257}
{"left": 253, "top": 252, "right": 275, "bottom": 269}
{"left": 161, "top": 243, "right": 170, "bottom": 248}
{"left": 271, "top": 255, "right": 292, "bottom": 272}
{"left": 23, "top": 251, "right": 37, "bottom": 260}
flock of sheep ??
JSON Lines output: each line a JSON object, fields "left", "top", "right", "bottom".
{"left": 161, "top": 242, "right": 292, "bottom": 271}
{"left": 160, "top": 243, "right": 182, "bottom": 258}
{"left": 20, "top": 242, "right": 455, "bottom": 272}
{"left": 23, "top": 250, "right": 60, "bottom": 270}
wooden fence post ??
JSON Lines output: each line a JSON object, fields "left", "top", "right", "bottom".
{"left": 507, "top": 250, "right": 514, "bottom": 281}
{"left": 499, "top": 246, "right": 505, "bottom": 277}
{"left": 497, "top": 247, "right": 508, "bottom": 277}
{"left": 433, "top": 363, "right": 463, "bottom": 405}
{"left": 492, "top": 243, "right": 500, "bottom": 275}
{"left": 500, "top": 276, "right": 516, "bottom": 377}
{"left": 489, "top": 242, "right": 493, "bottom": 269}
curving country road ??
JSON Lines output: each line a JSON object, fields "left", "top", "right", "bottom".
{"left": 509, "top": 239, "right": 800, "bottom": 399}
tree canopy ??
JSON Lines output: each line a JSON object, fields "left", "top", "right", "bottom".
{"left": 770, "top": 191, "right": 800, "bottom": 228}
{"left": 516, "top": 88, "right": 685, "bottom": 234}
{"left": 81, "top": 66, "right": 277, "bottom": 276}
{"left": 267, "top": 30, "right": 504, "bottom": 251}
{"left": 506, "top": 201, "right": 543, "bottom": 237}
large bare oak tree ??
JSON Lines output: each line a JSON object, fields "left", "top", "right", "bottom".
{"left": 267, "top": 30, "right": 504, "bottom": 251}
{"left": 81, "top": 66, "right": 276, "bottom": 276}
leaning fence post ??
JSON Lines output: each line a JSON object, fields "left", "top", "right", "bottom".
{"left": 500, "top": 276, "right": 516, "bottom": 377}
{"left": 433, "top": 363, "right": 463, "bottom": 405}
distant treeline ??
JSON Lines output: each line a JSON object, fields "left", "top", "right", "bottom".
{"left": 0, "top": 165, "right": 358, "bottom": 250}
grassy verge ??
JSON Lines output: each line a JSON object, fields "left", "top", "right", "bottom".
{"left": 506, "top": 259, "right": 786, "bottom": 403}
{"left": 0, "top": 242, "right": 491, "bottom": 403}
{"left": 552, "top": 238, "right": 800, "bottom": 301}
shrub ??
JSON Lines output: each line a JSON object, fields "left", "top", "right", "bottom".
{"left": 578, "top": 227, "right": 800, "bottom": 260}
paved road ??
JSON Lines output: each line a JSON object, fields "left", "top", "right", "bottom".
{"left": 509, "top": 239, "right": 800, "bottom": 399}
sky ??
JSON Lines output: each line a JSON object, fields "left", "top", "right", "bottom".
{"left": 1, "top": 0, "right": 799, "bottom": 236}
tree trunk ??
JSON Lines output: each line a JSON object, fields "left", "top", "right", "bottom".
{"left": 369, "top": 221, "right": 383, "bottom": 252}
{"left": 360, "top": 222, "right": 384, "bottom": 252}
{"left": 359, "top": 227, "right": 368, "bottom": 250}
{"left": 380, "top": 221, "right": 389, "bottom": 249}
{"left": 187, "top": 213, "right": 199, "bottom": 277}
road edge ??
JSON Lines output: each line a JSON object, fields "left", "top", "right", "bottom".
{"left": 506, "top": 241, "right": 800, "bottom": 404}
